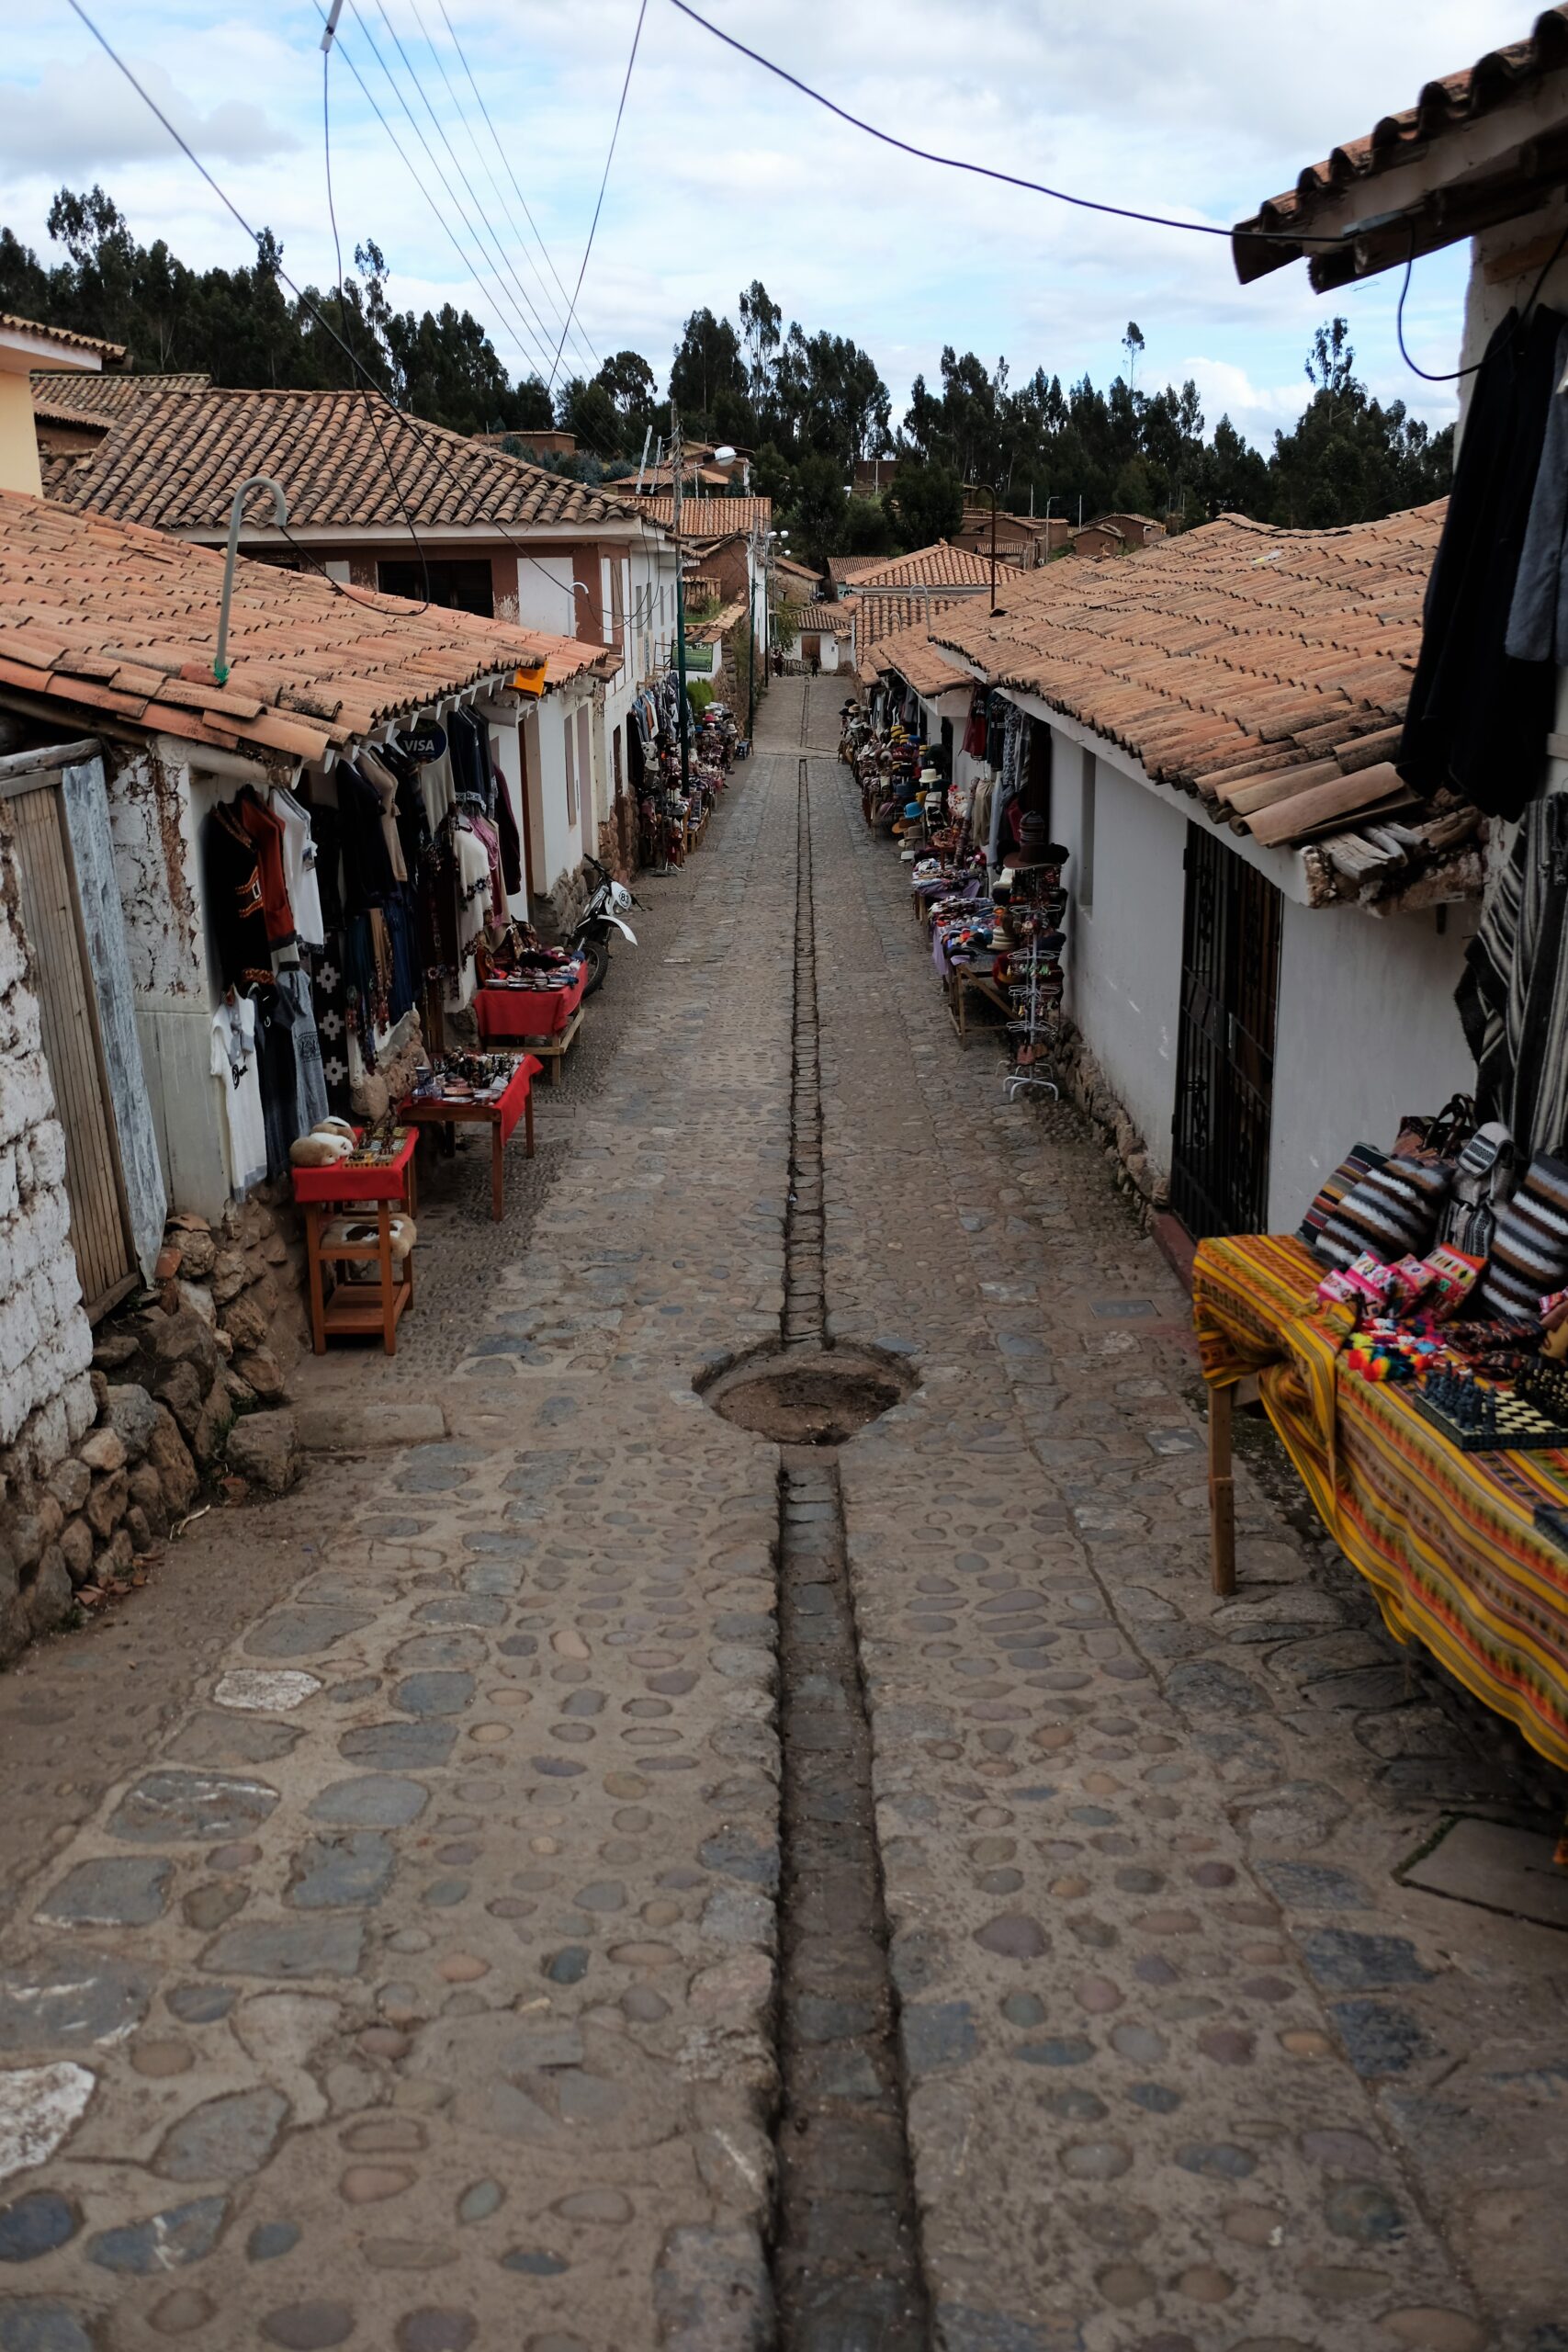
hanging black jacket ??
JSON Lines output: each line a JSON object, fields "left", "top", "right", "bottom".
{"left": 1398, "top": 304, "right": 1565, "bottom": 820}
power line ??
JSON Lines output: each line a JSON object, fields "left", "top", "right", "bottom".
{"left": 406, "top": 0, "right": 595, "bottom": 379}
{"left": 405, "top": 0, "right": 601, "bottom": 384}
{"left": 61, "top": 0, "right": 664, "bottom": 642}
{"left": 313, "top": 3, "right": 631, "bottom": 473}
{"left": 331, "top": 3, "right": 635, "bottom": 469}
{"left": 366, "top": 0, "right": 575, "bottom": 383}
{"left": 436, "top": 0, "right": 601, "bottom": 372}
{"left": 665, "top": 0, "right": 1346, "bottom": 250}
{"left": 310, "top": 1, "right": 550, "bottom": 382}
{"left": 549, "top": 0, "right": 648, "bottom": 390}
{"left": 323, "top": 34, "right": 431, "bottom": 608}
{"left": 347, "top": 0, "right": 561, "bottom": 382}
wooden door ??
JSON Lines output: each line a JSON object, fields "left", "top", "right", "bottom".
{"left": 4, "top": 773, "right": 137, "bottom": 1317}
{"left": 1170, "top": 822, "right": 1281, "bottom": 1239}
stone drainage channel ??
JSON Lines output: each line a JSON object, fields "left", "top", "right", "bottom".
{"left": 707, "top": 731, "right": 931, "bottom": 2346}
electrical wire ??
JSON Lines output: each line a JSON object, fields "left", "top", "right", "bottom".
{"left": 404, "top": 0, "right": 601, "bottom": 385}
{"left": 405, "top": 0, "right": 593, "bottom": 379}
{"left": 311, "top": 3, "right": 549, "bottom": 382}
{"left": 1395, "top": 216, "right": 1568, "bottom": 385}
{"left": 62, "top": 0, "right": 653, "bottom": 639}
{"left": 549, "top": 0, "right": 648, "bottom": 390}
{"left": 665, "top": 0, "right": 1343, "bottom": 248}
{"left": 324, "top": 39, "right": 431, "bottom": 609}
{"left": 346, "top": 1, "right": 559, "bottom": 383}
{"left": 367, "top": 0, "right": 571, "bottom": 383}
{"left": 327, "top": 1, "right": 632, "bottom": 467}
{"left": 436, "top": 0, "right": 601, "bottom": 371}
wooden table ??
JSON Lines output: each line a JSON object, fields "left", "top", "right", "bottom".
{"left": 293, "top": 1129, "right": 419, "bottom": 1357}
{"left": 946, "top": 966, "right": 1013, "bottom": 1045}
{"left": 399, "top": 1053, "right": 541, "bottom": 1221}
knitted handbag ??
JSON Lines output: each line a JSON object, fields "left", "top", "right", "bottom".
{"left": 1441, "top": 1123, "right": 1517, "bottom": 1261}
{"left": 1479, "top": 1153, "right": 1568, "bottom": 1322}
{"left": 1314, "top": 1155, "right": 1452, "bottom": 1269}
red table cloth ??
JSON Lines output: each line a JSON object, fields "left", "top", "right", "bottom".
{"left": 474, "top": 967, "right": 586, "bottom": 1040}
{"left": 400, "top": 1055, "right": 541, "bottom": 1144}
{"left": 290, "top": 1126, "right": 418, "bottom": 1204}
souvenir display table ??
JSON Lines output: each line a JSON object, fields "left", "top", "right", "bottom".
{"left": 473, "top": 964, "right": 587, "bottom": 1044}
{"left": 400, "top": 1052, "right": 541, "bottom": 1222}
{"left": 1194, "top": 1232, "right": 1568, "bottom": 1776}
{"left": 293, "top": 1128, "right": 420, "bottom": 1357}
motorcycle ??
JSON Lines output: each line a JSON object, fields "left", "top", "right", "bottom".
{"left": 570, "top": 854, "right": 640, "bottom": 998}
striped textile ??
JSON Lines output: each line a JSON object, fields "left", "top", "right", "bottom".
{"left": 1457, "top": 793, "right": 1568, "bottom": 1164}
{"left": 1195, "top": 1234, "right": 1568, "bottom": 1772}
{"left": 1297, "top": 1142, "right": 1387, "bottom": 1252}
{"left": 1479, "top": 1151, "right": 1568, "bottom": 1321}
{"left": 1314, "top": 1155, "right": 1450, "bottom": 1269}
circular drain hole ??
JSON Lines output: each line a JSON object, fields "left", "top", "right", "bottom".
{"left": 699, "top": 1346, "right": 915, "bottom": 1446}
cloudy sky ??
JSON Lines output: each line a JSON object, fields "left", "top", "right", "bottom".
{"left": 0, "top": 1, "right": 1530, "bottom": 449}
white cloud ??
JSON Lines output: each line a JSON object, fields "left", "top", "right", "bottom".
{"left": 0, "top": 57, "right": 298, "bottom": 173}
{"left": 0, "top": 0, "right": 1524, "bottom": 441}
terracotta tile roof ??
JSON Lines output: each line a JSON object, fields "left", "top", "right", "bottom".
{"left": 687, "top": 597, "right": 749, "bottom": 646}
{"left": 33, "top": 370, "right": 209, "bottom": 410}
{"left": 844, "top": 590, "right": 971, "bottom": 653}
{"left": 930, "top": 507, "right": 1471, "bottom": 899}
{"left": 867, "top": 621, "right": 972, "bottom": 697}
{"left": 773, "top": 554, "right": 822, "bottom": 588}
{"left": 827, "top": 553, "right": 885, "bottom": 585}
{"left": 0, "top": 488, "right": 606, "bottom": 768}
{"left": 1235, "top": 6, "right": 1568, "bottom": 285}
{"left": 627, "top": 495, "right": 771, "bottom": 538}
{"left": 35, "top": 380, "right": 641, "bottom": 533}
{"left": 781, "top": 604, "right": 855, "bottom": 636}
{"left": 842, "top": 540, "right": 996, "bottom": 591}
{"left": 2, "top": 316, "right": 125, "bottom": 362}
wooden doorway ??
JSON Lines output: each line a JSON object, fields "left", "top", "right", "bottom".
{"left": 1170, "top": 822, "right": 1282, "bottom": 1239}
{"left": 3, "top": 769, "right": 137, "bottom": 1317}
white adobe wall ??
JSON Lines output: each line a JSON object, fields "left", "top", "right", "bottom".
{"left": 525, "top": 695, "right": 587, "bottom": 924}
{"left": 0, "top": 819, "right": 96, "bottom": 1479}
{"left": 1269, "top": 899, "right": 1477, "bottom": 1230}
{"left": 1045, "top": 719, "right": 1481, "bottom": 1228}
{"left": 512, "top": 555, "right": 581, "bottom": 640}
{"left": 1054, "top": 741, "right": 1188, "bottom": 1174}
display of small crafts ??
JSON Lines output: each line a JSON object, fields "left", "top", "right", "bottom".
{"left": 413, "top": 1052, "right": 518, "bottom": 1103}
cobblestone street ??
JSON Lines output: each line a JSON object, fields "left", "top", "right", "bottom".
{"left": 0, "top": 679, "right": 1564, "bottom": 2352}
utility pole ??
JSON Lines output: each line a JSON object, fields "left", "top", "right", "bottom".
{"left": 989, "top": 485, "right": 1000, "bottom": 616}
{"left": 747, "top": 523, "right": 758, "bottom": 747}
{"left": 672, "top": 406, "right": 691, "bottom": 794}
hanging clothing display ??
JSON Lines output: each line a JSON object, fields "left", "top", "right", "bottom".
{"left": 1398, "top": 304, "right": 1565, "bottom": 821}
{"left": 206, "top": 804, "right": 274, "bottom": 990}
{"left": 492, "top": 760, "right": 523, "bottom": 896}
{"left": 356, "top": 748, "right": 410, "bottom": 885}
{"left": 210, "top": 996, "right": 267, "bottom": 1194}
{"left": 1456, "top": 792, "right": 1568, "bottom": 1165}
{"left": 237, "top": 791, "right": 296, "bottom": 950}
{"left": 1507, "top": 317, "right": 1568, "bottom": 665}
{"left": 269, "top": 785, "right": 325, "bottom": 952}
{"left": 311, "top": 934, "right": 352, "bottom": 1120}
{"left": 275, "top": 963, "right": 330, "bottom": 1136}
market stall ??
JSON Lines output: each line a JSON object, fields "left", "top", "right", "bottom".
{"left": 400, "top": 1049, "right": 541, "bottom": 1222}
{"left": 1194, "top": 1129, "right": 1568, "bottom": 1780}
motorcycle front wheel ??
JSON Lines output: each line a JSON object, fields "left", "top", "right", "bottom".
{"left": 579, "top": 936, "right": 610, "bottom": 997}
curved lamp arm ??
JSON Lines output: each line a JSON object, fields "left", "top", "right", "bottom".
{"left": 214, "top": 474, "right": 288, "bottom": 684}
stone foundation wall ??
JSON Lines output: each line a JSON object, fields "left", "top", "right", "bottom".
{"left": 1048, "top": 1017, "right": 1169, "bottom": 1227}
{"left": 0, "top": 1186, "right": 309, "bottom": 1664}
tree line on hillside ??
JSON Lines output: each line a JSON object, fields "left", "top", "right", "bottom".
{"left": 2, "top": 189, "right": 1453, "bottom": 566}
